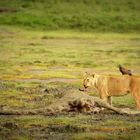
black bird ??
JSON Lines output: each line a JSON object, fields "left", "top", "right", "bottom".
{"left": 119, "top": 65, "right": 132, "bottom": 76}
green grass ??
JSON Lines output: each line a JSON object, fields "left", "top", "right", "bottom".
{"left": 0, "top": 0, "right": 139, "bottom": 32}
{"left": 0, "top": 1, "right": 140, "bottom": 138}
{"left": 0, "top": 26, "right": 140, "bottom": 80}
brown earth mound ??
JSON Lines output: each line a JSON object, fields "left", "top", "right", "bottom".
{"left": 0, "top": 89, "right": 140, "bottom": 116}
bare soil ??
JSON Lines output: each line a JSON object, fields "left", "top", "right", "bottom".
{"left": 1, "top": 78, "right": 79, "bottom": 84}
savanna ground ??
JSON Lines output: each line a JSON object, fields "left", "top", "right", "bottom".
{"left": 0, "top": 26, "right": 140, "bottom": 140}
{"left": 0, "top": 0, "right": 140, "bottom": 139}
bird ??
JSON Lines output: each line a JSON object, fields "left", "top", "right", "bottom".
{"left": 118, "top": 65, "right": 132, "bottom": 76}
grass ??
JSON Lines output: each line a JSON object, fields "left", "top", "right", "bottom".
{"left": 0, "top": 1, "right": 140, "bottom": 139}
{"left": 0, "top": 7, "right": 140, "bottom": 138}
{"left": 0, "top": 114, "right": 140, "bottom": 140}
{"left": 0, "top": 0, "right": 139, "bottom": 32}
{"left": 0, "top": 26, "right": 140, "bottom": 80}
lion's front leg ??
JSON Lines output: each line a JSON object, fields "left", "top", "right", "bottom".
{"left": 99, "top": 96, "right": 108, "bottom": 111}
{"left": 108, "top": 96, "right": 112, "bottom": 105}
{"left": 101, "top": 96, "right": 112, "bottom": 105}
{"left": 100, "top": 96, "right": 108, "bottom": 103}
{"left": 99, "top": 89, "right": 110, "bottom": 104}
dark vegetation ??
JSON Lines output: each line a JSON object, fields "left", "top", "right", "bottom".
{"left": 0, "top": 0, "right": 140, "bottom": 32}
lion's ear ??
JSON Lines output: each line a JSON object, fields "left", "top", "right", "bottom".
{"left": 84, "top": 72, "right": 88, "bottom": 77}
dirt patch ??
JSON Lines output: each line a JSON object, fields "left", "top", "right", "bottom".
{"left": 0, "top": 81, "right": 140, "bottom": 139}
{"left": 1, "top": 122, "right": 18, "bottom": 129}
{"left": 0, "top": 8, "right": 18, "bottom": 13}
{"left": 1, "top": 78, "right": 79, "bottom": 84}
{"left": 0, "top": 113, "right": 140, "bottom": 140}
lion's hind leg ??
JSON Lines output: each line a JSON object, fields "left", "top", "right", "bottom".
{"left": 131, "top": 92, "right": 140, "bottom": 110}
{"left": 130, "top": 77, "right": 140, "bottom": 110}
{"left": 135, "top": 96, "right": 140, "bottom": 110}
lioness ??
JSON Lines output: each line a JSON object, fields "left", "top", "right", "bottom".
{"left": 83, "top": 72, "right": 140, "bottom": 110}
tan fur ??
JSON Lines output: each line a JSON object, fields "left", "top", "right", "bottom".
{"left": 83, "top": 73, "right": 140, "bottom": 110}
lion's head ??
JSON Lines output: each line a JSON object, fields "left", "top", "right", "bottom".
{"left": 83, "top": 72, "right": 97, "bottom": 89}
